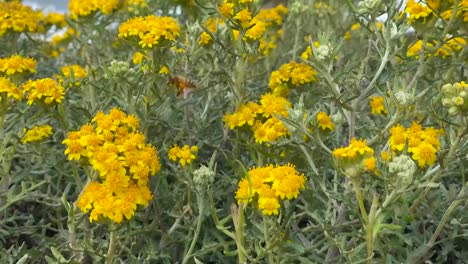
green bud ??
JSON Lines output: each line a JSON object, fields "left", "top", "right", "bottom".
{"left": 452, "top": 96, "right": 464, "bottom": 106}
{"left": 448, "top": 106, "right": 459, "bottom": 115}
{"left": 193, "top": 165, "right": 215, "bottom": 191}
{"left": 442, "top": 98, "right": 454, "bottom": 107}
{"left": 389, "top": 155, "right": 416, "bottom": 188}
{"left": 316, "top": 45, "right": 331, "bottom": 60}
{"left": 441, "top": 83, "right": 456, "bottom": 97}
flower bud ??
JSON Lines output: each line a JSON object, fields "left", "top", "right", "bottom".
{"left": 316, "top": 45, "right": 331, "bottom": 60}
{"left": 441, "top": 83, "right": 456, "bottom": 97}
{"left": 389, "top": 155, "right": 416, "bottom": 188}
{"left": 452, "top": 96, "right": 464, "bottom": 106}
{"left": 193, "top": 165, "right": 215, "bottom": 191}
{"left": 394, "top": 90, "right": 414, "bottom": 106}
{"left": 442, "top": 98, "right": 454, "bottom": 107}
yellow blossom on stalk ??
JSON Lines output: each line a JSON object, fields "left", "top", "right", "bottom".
{"left": 224, "top": 93, "right": 291, "bottom": 144}
{"left": 123, "top": 0, "right": 147, "bottom": 11}
{"left": 234, "top": 9, "right": 252, "bottom": 28}
{"left": 43, "top": 13, "right": 67, "bottom": 28}
{"left": 235, "top": 164, "right": 306, "bottom": 215}
{"left": 168, "top": 144, "right": 198, "bottom": 167}
{"left": 199, "top": 32, "right": 213, "bottom": 45}
{"left": 223, "top": 102, "right": 260, "bottom": 129}
{"left": 0, "top": 77, "right": 23, "bottom": 101}
{"left": 405, "top": 0, "right": 433, "bottom": 23}
{"left": 411, "top": 142, "right": 437, "bottom": 167}
{"left": 219, "top": 1, "right": 234, "bottom": 18}
{"left": 388, "top": 123, "right": 443, "bottom": 167}
{"left": 381, "top": 151, "right": 390, "bottom": 161}
{"left": 60, "top": 65, "right": 87, "bottom": 85}
{"left": 68, "top": 0, "right": 120, "bottom": 19}
{"left": 66, "top": 108, "right": 160, "bottom": 223}
{"left": 21, "top": 125, "right": 53, "bottom": 144}
{"left": 0, "top": 1, "right": 44, "bottom": 36}
{"left": 268, "top": 61, "right": 317, "bottom": 96}
{"left": 22, "top": 78, "right": 65, "bottom": 105}
{"left": 389, "top": 124, "right": 407, "bottom": 152}
{"left": 51, "top": 27, "right": 77, "bottom": 47}
{"left": 118, "top": 15, "right": 180, "bottom": 49}
{"left": 316, "top": 112, "right": 335, "bottom": 131}
{"left": 132, "top": 52, "right": 144, "bottom": 64}
{"left": 0, "top": 55, "right": 37, "bottom": 76}
{"left": 369, "top": 96, "right": 387, "bottom": 115}
{"left": 435, "top": 37, "right": 467, "bottom": 58}
{"left": 159, "top": 66, "right": 170, "bottom": 75}
{"left": 333, "top": 138, "right": 375, "bottom": 177}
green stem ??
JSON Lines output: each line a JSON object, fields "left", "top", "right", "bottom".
{"left": 182, "top": 198, "right": 204, "bottom": 264}
{"left": 428, "top": 187, "right": 465, "bottom": 247}
{"left": 232, "top": 203, "right": 247, "bottom": 264}
{"left": 263, "top": 216, "right": 274, "bottom": 264}
{"left": 366, "top": 195, "right": 379, "bottom": 264}
{"left": 352, "top": 180, "right": 368, "bottom": 223}
{"left": 105, "top": 225, "right": 118, "bottom": 264}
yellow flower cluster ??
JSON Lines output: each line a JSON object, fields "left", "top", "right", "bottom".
{"left": 333, "top": 138, "right": 376, "bottom": 177}
{"left": 123, "top": 0, "right": 147, "bottom": 11}
{"left": 235, "top": 164, "right": 306, "bottom": 215}
{"left": 316, "top": 112, "right": 335, "bottom": 131}
{"left": 344, "top": 22, "right": 382, "bottom": 40}
{"left": 0, "top": 55, "right": 37, "bottom": 76}
{"left": 68, "top": 0, "right": 120, "bottom": 19}
{"left": 51, "top": 28, "right": 77, "bottom": 47}
{"left": 118, "top": 15, "right": 180, "bottom": 48}
{"left": 43, "top": 13, "right": 67, "bottom": 28}
{"left": 441, "top": 81, "right": 468, "bottom": 115}
{"left": 168, "top": 145, "right": 198, "bottom": 167}
{"left": 21, "top": 125, "right": 53, "bottom": 144}
{"left": 59, "top": 65, "right": 87, "bottom": 86}
{"left": 369, "top": 96, "right": 387, "bottom": 115}
{"left": 389, "top": 123, "right": 443, "bottom": 167}
{"left": 404, "top": 0, "right": 434, "bottom": 23}
{"left": 223, "top": 93, "right": 291, "bottom": 144}
{"left": 22, "top": 78, "right": 65, "bottom": 105}
{"left": 0, "top": 1, "right": 44, "bottom": 37}
{"left": 64, "top": 108, "right": 160, "bottom": 223}
{"left": 269, "top": 61, "right": 317, "bottom": 96}
{"left": 199, "top": 18, "right": 225, "bottom": 45}
{"left": 0, "top": 77, "right": 22, "bottom": 101}
{"left": 407, "top": 38, "right": 467, "bottom": 58}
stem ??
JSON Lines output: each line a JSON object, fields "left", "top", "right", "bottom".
{"left": 366, "top": 195, "right": 379, "bottom": 264}
{"left": 182, "top": 198, "right": 204, "bottom": 264}
{"left": 352, "top": 180, "right": 368, "bottom": 223}
{"left": 427, "top": 187, "right": 465, "bottom": 247}
{"left": 232, "top": 203, "right": 247, "bottom": 264}
{"left": 409, "top": 128, "right": 466, "bottom": 213}
{"left": 263, "top": 216, "right": 274, "bottom": 264}
{"left": 105, "top": 225, "right": 118, "bottom": 264}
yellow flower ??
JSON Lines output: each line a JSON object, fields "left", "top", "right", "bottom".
{"left": 389, "top": 124, "right": 407, "bottom": 152}
{"left": 234, "top": 9, "right": 252, "bottom": 28}
{"left": 0, "top": 2, "right": 43, "bottom": 36}
{"left": 21, "top": 125, "right": 53, "bottom": 144}
{"left": 118, "top": 16, "right": 180, "bottom": 49}
{"left": 168, "top": 144, "right": 198, "bottom": 167}
{"left": 44, "top": 12, "right": 67, "bottom": 28}
{"left": 199, "top": 32, "right": 213, "bottom": 45}
{"left": 132, "top": 52, "right": 144, "bottom": 64}
{"left": 159, "top": 66, "right": 170, "bottom": 75}
{"left": 364, "top": 156, "right": 376, "bottom": 171}
{"left": 369, "top": 96, "right": 387, "bottom": 115}
{"left": 405, "top": 0, "right": 433, "bottom": 23}
{"left": 0, "top": 55, "right": 37, "bottom": 75}
{"left": 316, "top": 111, "right": 335, "bottom": 131}
{"left": 219, "top": 1, "right": 234, "bottom": 18}
{"left": 22, "top": 78, "right": 65, "bottom": 105}
{"left": 235, "top": 164, "right": 306, "bottom": 216}
{"left": 68, "top": 109, "right": 160, "bottom": 223}
{"left": 0, "top": 77, "right": 23, "bottom": 101}
{"left": 69, "top": 0, "right": 120, "bottom": 19}
{"left": 411, "top": 141, "right": 437, "bottom": 167}
{"left": 268, "top": 61, "right": 317, "bottom": 96}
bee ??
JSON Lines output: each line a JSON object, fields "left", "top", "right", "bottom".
{"left": 169, "top": 75, "right": 196, "bottom": 97}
